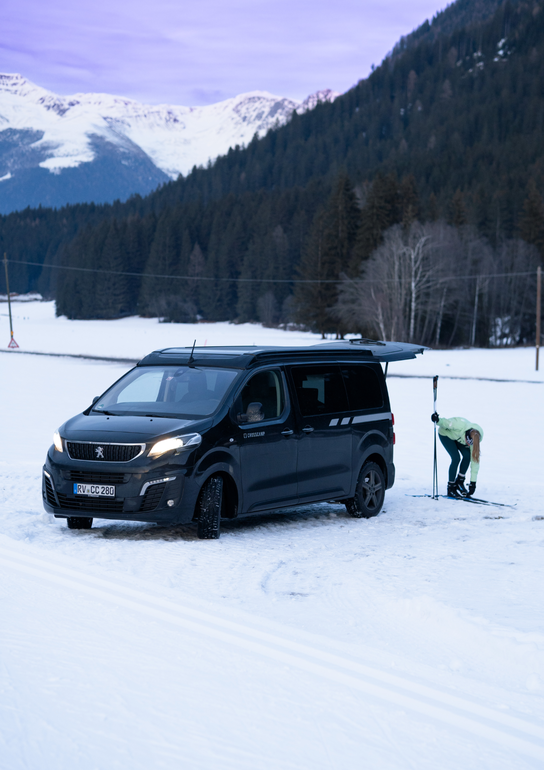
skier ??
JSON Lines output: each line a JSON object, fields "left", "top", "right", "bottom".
{"left": 430, "top": 414, "right": 483, "bottom": 497}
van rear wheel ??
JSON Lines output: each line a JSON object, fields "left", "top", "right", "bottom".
{"left": 345, "top": 462, "right": 384, "bottom": 518}
{"left": 66, "top": 516, "right": 93, "bottom": 529}
{"left": 197, "top": 476, "right": 223, "bottom": 539}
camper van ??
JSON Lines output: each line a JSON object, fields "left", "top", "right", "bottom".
{"left": 43, "top": 341, "right": 424, "bottom": 538}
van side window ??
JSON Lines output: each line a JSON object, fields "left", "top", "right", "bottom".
{"left": 341, "top": 366, "right": 384, "bottom": 410}
{"left": 237, "top": 370, "right": 285, "bottom": 423}
{"left": 291, "top": 366, "right": 348, "bottom": 416}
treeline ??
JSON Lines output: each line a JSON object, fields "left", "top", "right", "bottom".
{"left": 53, "top": 171, "right": 543, "bottom": 347}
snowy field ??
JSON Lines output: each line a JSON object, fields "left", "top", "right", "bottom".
{"left": 1, "top": 300, "right": 544, "bottom": 768}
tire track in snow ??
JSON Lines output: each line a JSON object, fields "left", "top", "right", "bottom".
{"left": 2, "top": 541, "right": 544, "bottom": 762}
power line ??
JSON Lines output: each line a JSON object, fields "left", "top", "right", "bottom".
{"left": 3, "top": 258, "right": 538, "bottom": 285}
{"left": 7, "top": 259, "right": 325, "bottom": 284}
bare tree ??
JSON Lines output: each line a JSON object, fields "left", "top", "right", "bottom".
{"left": 485, "top": 239, "right": 540, "bottom": 346}
{"left": 335, "top": 220, "right": 540, "bottom": 346}
{"left": 335, "top": 222, "right": 448, "bottom": 342}
{"left": 257, "top": 291, "right": 279, "bottom": 327}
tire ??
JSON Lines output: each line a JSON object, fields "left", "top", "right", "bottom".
{"left": 66, "top": 517, "right": 93, "bottom": 529}
{"left": 197, "top": 476, "right": 223, "bottom": 539}
{"left": 345, "top": 462, "right": 385, "bottom": 518}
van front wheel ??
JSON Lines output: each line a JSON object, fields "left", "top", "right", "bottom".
{"left": 197, "top": 476, "right": 223, "bottom": 539}
{"left": 345, "top": 462, "right": 384, "bottom": 518}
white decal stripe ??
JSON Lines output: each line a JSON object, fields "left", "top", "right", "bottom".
{"left": 352, "top": 412, "right": 392, "bottom": 425}
{"left": 329, "top": 418, "right": 339, "bottom": 427}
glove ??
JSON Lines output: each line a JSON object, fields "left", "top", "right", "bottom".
{"left": 431, "top": 412, "right": 439, "bottom": 423}
{"left": 467, "top": 482, "right": 476, "bottom": 497}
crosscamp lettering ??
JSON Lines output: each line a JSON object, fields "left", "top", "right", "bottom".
{"left": 243, "top": 432, "right": 266, "bottom": 438}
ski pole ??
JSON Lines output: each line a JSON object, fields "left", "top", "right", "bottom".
{"left": 432, "top": 375, "right": 438, "bottom": 499}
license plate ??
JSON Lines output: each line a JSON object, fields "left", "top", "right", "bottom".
{"left": 73, "top": 483, "right": 115, "bottom": 497}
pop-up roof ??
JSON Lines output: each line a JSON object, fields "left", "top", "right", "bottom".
{"left": 138, "top": 340, "right": 426, "bottom": 369}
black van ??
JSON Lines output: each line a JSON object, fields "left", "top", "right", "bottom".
{"left": 42, "top": 340, "right": 424, "bottom": 538}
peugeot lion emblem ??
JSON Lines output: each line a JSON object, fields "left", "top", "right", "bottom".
{"left": 95, "top": 446, "right": 105, "bottom": 459}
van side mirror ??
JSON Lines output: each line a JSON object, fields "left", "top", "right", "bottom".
{"left": 237, "top": 401, "right": 264, "bottom": 424}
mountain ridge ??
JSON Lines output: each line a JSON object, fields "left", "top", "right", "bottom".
{"left": 0, "top": 73, "right": 338, "bottom": 212}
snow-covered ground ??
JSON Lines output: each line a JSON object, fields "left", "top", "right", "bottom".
{"left": 2, "top": 299, "right": 543, "bottom": 383}
{"left": 1, "top": 301, "right": 544, "bottom": 768}
{"left": 0, "top": 299, "right": 324, "bottom": 359}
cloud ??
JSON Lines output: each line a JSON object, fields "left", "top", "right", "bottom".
{"left": 1, "top": 0, "right": 448, "bottom": 104}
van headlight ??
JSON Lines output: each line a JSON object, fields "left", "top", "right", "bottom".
{"left": 53, "top": 431, "right": 63, "bottom": 453}
{"left": 148, "top": 433, "right": 202, "bottom": 458}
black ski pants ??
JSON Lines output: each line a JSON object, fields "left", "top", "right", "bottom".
{"left": 439, "top": 434, "right": 471, "bottom": 482}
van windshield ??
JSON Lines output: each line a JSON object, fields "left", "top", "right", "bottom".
{"left": 91, "top": 366, "right": 239, "bottom": 418}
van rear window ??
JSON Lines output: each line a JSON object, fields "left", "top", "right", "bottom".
{"left": 341, "top": 366, "right": 384, "bottom": 410}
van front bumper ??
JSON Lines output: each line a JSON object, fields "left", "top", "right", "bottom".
{"left": 42, "top": 455, "right": 192, "bottom": 524}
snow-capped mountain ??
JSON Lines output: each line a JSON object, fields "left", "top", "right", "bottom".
{"left": 0, "top": 74, "right": 338, "bottom": 213}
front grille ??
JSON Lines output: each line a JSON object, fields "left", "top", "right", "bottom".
{"left": 44, "top": 476, "right": 57, "bottom": 506}
{"left": 56, "top": 493, "right": 125, "bottom": 513}
{"left": 67, "top": 470, "right": 128, "bottom": 485}
{"left": 139, "top": 483, "right": 166, "bottom": 512}
{"left": 66, "top": 442, "right": 144, "bottom": 462}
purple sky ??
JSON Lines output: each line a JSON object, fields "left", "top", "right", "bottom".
{"left": 3, "top": 0, "right": 447, "bottom": 106}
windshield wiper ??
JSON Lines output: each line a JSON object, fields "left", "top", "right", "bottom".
{"left": 92, "top": 409, "right": 119, "bottom": 416}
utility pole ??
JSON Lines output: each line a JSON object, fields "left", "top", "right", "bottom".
{"left": 470, "top": 275, "right": 480, "bottom": 348}
{"left": 3, "top": 253, "right": 19, "bottom": 349}
{"left": 537, "top": 266, "right": 542, "bottom": 372}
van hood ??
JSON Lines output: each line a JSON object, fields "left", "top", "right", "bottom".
{"left": 62, "top": 413, "right": 204, "bottom": 444}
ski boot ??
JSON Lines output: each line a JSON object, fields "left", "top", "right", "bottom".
{"left": 447, "top": 481, "right": 462, "bottom": 498}
{"left": 455, "top": 474, "right": 468, "bottom": 496}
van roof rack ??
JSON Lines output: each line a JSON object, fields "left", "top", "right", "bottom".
{"left": 348, "top": 338, "right": 387, "bottom": 346}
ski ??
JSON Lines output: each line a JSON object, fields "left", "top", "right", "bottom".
{"left": 408, "top": 494, "right": 515, "bottom": 509}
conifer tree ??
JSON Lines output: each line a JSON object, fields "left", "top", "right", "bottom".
{"left": 399, "top": 175, "right": 420, "bottom": 228}
{"left": 139, "top": 209, "right": 182, "bottom": 318}
{"left": 427, "top": 193, "right": 440, "bottom": 222}
{"left": 94, "top": 220, "right": 130, "bottom": 318}
{"left": 520, "top": 181, "right": 544, "bottom": 258}
{"left": 353, "top": 173, "right": 400, "bottom": 268}
{"left": 236, "top": 237, "right": 261, "bottom": 322}
{"left": 295, "top": 174, "right": 360, "bottom": 336}
{"left": 187, "top": 242, "right": 205, "bottom": 310}
{"left": 324, "top": 173, "right": 360, "bottom": 272}
{"left": 449, "top": 189, "right": 467, "bottom": 227}
{"left": 294, "top": 209, "right": 330, "bottom": 336}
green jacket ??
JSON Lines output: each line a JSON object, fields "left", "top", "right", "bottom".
{"left": 438, "top": 417, "right": 484, "bottom": 481}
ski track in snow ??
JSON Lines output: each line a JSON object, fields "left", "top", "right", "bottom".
{"left": 1, "top": 303, "right": 544, "bottom": 767}
{"left": 3, "top": 539, "right": 544, "bottom": 766}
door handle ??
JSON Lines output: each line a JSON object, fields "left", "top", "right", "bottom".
{"left": 302, "top": 426, "right": 314, "bottom": 433}
{"left": 281, "top": 428, "right": 294, "bottom": 436}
